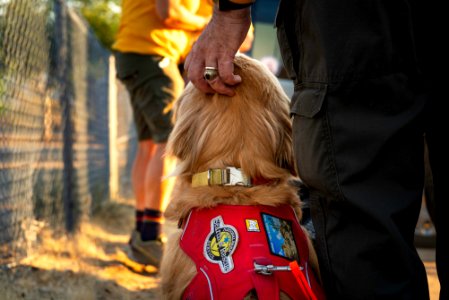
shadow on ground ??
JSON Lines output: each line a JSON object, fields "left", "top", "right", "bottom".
{"left": 0, "top": 198, "right": 161, "bottom": 300}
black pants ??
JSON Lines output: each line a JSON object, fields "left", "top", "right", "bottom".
{"left": 276, "top": 0, "right": 447, "bottom": 299}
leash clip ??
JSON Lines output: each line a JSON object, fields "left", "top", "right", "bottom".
{"left": 254, "top": 262, "right": 300, "bottom": 275}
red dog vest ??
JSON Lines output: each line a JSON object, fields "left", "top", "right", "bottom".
{"left": 180, "top": 204, "right": 325, "bottom": 300}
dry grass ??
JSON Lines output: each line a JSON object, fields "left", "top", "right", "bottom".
{"left": 0, "top": 198, "right": 164, "bottom": 300}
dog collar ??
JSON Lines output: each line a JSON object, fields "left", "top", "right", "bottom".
{"left": 192, "top": 167, "right": 251, "bottom": 187}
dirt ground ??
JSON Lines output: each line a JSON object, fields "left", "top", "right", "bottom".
{"left": 0, "top": 197, "right": 440, "bottom": 300}
{"left": 0, "top": 198, "right": 167, "bottom": 300}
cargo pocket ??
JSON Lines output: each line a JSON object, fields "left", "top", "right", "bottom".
{"left": 291, "top": 82, "right": 342, "bottom": 202}
{"left": 116, "top": 68, "right": 138, "bottom": 89}
{"left": 116, "top": 69, "right": 137, "bottom": 82}
{"left": 291, "top": 83, "right": 327, "bottom": 118}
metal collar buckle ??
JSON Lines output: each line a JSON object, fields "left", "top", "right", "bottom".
{"left": 208, "top": 167, "right": 251, "bottom": 186}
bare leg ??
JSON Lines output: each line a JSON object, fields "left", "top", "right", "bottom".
{"left": 128, "top": 141, "right": 173, "bottom": 266}
{"left": 144, "top": 142, "right": 167, "bottom": 211}
{"left": 132, "top": 140, "right": 155, "bottom": 211}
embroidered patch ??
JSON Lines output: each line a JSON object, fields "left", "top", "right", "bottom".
{"left": 261, "top": 213, "right": 299, "bottom": 261}
{"left": 204, "top": 216, "right": 239, "bottom": 273}
{"left": 245, "top": 219, "right": 260, "bottom": 232}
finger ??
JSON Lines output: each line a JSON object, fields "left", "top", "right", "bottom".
{"left": 207, "top": 77, "right": 235, "bottom": 97}
{"left": 218, "top": 57, "right": 241, "bottom": 86}
{"left": 192, "top": 77, "right": 217, "bottom": 94}
{"left": 188, "top": 65, "right": 216, "bottom": 94}
{"left": 186, "top": 60, "right": 215, "bottom": 94}
{"left": 203, "top": 57, "right": 236, "bottom": 96}
{"left": 204, "top": 56, "right": 217, "bottom": 68}
{"left": 202, "top": 58, "right": 232, "bottom": 95}
{"left": 204, "top": 70, "right": 218, "bottom": 82}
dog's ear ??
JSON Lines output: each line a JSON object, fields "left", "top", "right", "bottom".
{"left": 269, "top": 93, "right": 297, "bottom": 176}
{"left": 235, "top": 54, "right": 298, "bottom": 177}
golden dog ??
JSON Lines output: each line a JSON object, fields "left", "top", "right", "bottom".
{"left": 160, "top": 55, "right": 324, "bottom": 300}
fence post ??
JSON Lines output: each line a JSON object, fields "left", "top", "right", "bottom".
{"left": 108, "top": 55, "right": 118, "bottom": 200}
{"left": 55, "top": 0, "right": 75, "bottom": 232}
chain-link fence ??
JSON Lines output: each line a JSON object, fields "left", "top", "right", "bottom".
{"left": 115, "top": 78, "right": 137, "bottom": 200}
{"left": 0, "top": 0, "right": 112, "bottom": 265}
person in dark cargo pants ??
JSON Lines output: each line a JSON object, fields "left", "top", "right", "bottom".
{"left": 183, "top": 0, "right": 447, "bottom": 299}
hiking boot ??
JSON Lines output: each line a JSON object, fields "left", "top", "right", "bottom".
{"left": 127, "top": 230, "right": 165, "bottom": 267}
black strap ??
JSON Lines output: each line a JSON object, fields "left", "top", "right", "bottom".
{"left": 219, "top": 0, "right": 254, "bottom": 11}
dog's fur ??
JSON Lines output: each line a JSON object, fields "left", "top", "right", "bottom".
{"left": 160, "top": 54, "right": 319, "bottom": 299}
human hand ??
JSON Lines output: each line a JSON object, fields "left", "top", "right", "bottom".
{"left": 184, "top": 6, "right": 251, "bottom": 96}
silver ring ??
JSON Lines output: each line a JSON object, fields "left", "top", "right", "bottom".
{"left": 203, "top": 67, "right": 218, "bottom": 81}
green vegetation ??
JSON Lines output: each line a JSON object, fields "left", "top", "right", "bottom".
{"left": 69, "top": 0, "right": 121, "bottom": 50}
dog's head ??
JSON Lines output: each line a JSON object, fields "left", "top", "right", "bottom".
{"left": 168, "top": 54, "right": 295, "bottom": 181}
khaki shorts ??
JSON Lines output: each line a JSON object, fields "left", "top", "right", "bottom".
{"left": 114, "top": 52, "right": 184, "bottom": 142}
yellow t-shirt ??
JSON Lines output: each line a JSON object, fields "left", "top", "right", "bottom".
{"left": 197, "top": 0, "right": 213, "bottom": 17}
{"left": 179, "top": 0, "right": 213, "bottom": 62}
{"left": 112, "top": 0, "right": 199, "bottom": 64}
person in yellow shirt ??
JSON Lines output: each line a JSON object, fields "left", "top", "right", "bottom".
{"left": 112, "top": 0, "right": 209, "bottom": 267}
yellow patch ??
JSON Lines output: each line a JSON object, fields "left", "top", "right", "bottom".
{"left": 245, "top": 219, "right": 260, "bottom": 232}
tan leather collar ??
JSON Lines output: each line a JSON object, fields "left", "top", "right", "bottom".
{"left": 192, "top": 167, "right": 251, "bottom": 187}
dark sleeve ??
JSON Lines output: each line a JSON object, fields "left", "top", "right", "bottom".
{"left": 219, "top": 0, "right": 255, "bottom": 11}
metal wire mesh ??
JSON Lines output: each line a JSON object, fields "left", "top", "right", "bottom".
{"left": 115, "top": 80, "right": 137, "bottom": 200}
{"left": 0, "top": 0, "right": 110, "bottom": 265}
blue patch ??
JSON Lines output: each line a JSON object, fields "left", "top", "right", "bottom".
{"left": 261, "top": 213, "right": 299, "bottom": 261}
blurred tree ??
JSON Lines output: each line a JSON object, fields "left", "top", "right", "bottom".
{"left": 69, "top": 0, "right": 121, "bottom": 50}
